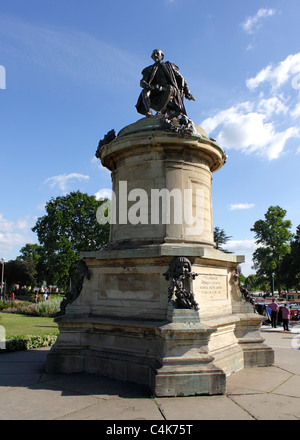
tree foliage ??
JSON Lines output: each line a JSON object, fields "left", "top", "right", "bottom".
{"left": 251, "top": 205, "right": 293, "bottom": 292}
{"left": 17, "top": 243, "right": 45, "bottom": 286}
{"left": 4, "top": 259, "right": 36, "bottom": 288}
{"left": 279, "top": 225, "right": 300, "bottom": 289}
{"left": 290, "top": 225, "right": 300, "bottom": 280}
{"left": 31, "top": 191, "right": 110, "bottom": 290}
{"left": 244, "top": 273, "right": 270, "bottom": 292}
{"left": 214, "top": 226, "right": 232, "bottom": 253}
{"left": 17, "top": 243, "right": 42, "bottom": 265}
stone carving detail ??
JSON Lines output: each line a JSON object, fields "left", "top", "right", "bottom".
{"left": 235, "top": 265, "right": 254, "bottom": 306}
{"left": 163, "top": 257, "right": 199, "bottom": 310}
{"left": 57, "top": 260, "right": 91, "bottom": 316}
{"left": 95, "top": 129, "right": 116, "bottom": 159}
{"left": 240, "top": 284, "right": 255, "bottom": 305}
{"left": 160, "top": 113, "right": 194, "bottom": 137}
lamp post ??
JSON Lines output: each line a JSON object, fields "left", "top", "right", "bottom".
{"left": 272, "top": 272, "right": 275, "bottom": 296}
{"left": 0, "top": 258, "right": 5, "bottom": 301}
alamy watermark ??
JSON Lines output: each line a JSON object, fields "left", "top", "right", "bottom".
{"left": 292, "top": 73, "right": 300, "bottom": 90}
{"left": 292, "top": 326, "right": 300, "bottom": 350}
{"left": 0, "top": 325, "right": 6, "bottom": 350}
{"left": 0, "top": 65, "right": 6, "bottom": 90}
{"left": 96, "top": 181, "right": 205, "bottom": 235}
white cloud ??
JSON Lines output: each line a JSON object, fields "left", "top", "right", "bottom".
{"left": 0, "top": 232, "right": 27, "bottom": 249}
{"left": 257, "top": 96, "right": 288, "bottom": 117}
{"left": 204, "top": 90, "right": 297, "bottom": 161}
{"left": 91, "top": 156, "right": 110, "bottom": 175}
{"left": 94, "top": 188, "right": 112, "bottom": 201}
{"left": 0, "top": 214, "right": 37, "bottom": 259}
{"left": 229, "top": 203, "right": 255, "bottom": 211}
{"left": 201, "top": 102, "right": 253, "bottom": 133}
{"left": 226, "top": 239, "right": 256, "bottom": 252}
{"left": 226, "top": 239, "right": 257, "bottom": 276}
{"left": 0, "top": 214, "right": 32, "bottom": 233}
{"left": 216, "top": 111, "right": 273, "bottom": 151}
{"left": 246, "top": 52, "right": 300, "bottom": 90}
{"left": 242, "top": 8, "right": 277, "bottom": 34}
{"left": 264, "top": 127, "right": 299, "bottom": 159}
{"left": 290, "top": 102, "right": 300, "bottom": 119}
{"left": 201, "top": 94, "right": 300, "bottom": 160}
{"left": 44, "top": 173, "right": 89, "bottom": 193}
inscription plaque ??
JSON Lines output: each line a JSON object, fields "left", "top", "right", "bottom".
{"left": 99, "top": 273, "right": 160, "bottom": 301}
{"left": 197, "top": 274, "right": 227, "bottom": 299}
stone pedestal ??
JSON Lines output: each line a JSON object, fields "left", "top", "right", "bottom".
{"left": 46, "top": 116, "right": 274, "bottom": 396}
{"left": 101, "top": 116, "right": 223, "bottom": 248}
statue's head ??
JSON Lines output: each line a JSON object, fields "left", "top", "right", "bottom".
{"left": 166, "top": 256, "right": 191, "bottom": 278}
{"left": 174, "top": 257, "right": 191, "bottom": 276}
{"left": 151, "top": 49, "right": 164, "bottom": 63}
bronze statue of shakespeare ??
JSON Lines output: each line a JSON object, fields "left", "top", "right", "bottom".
{"left": 136, "top": 49, "right": 195, "bottom": 118}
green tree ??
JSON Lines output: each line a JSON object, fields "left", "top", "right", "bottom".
{"left": 239, "top": 273, "right": 246, "bottom": 287}
{"left": 32, "top": 191, "right": 110, "bottom": 290}
{"left": 4, "top": 259, "right": 36, "bottom": 290}
{"left": 214, "top": 226, "right": 232, "bottom": 253}
{"left": 17, "top": 243, "right": 44, "bottom": 286}
{"left": 280, "top": 224, "right": 300, "bottom": 290}
{"left": 17, "top": 243, "right": 42, "bottom": 265}
{"left": 290, "top": 225, "right": 300, "bottom": 286}
{"left": 244, "top": 273, "right": 270, "bottom": 292}
{"left": 251, "top": 206, "right": 293, "bottom": 293}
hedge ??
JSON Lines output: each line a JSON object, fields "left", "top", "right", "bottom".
{"left": 2, "top": 334, "right": 57, "bottom": 352}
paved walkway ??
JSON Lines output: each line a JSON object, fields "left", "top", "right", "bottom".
{"left": 0, "top": 327, "right": 300, "bottom": 421}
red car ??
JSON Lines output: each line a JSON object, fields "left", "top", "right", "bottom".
{"left": 289, "top": 305, "right": 300, "bottom": 320}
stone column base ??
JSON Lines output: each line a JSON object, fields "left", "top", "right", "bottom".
{"left": 46, "top": 247, "right": 274, "bottom": 396}
{"left": 46, "top": 312, "right": 228, "bottom": 396}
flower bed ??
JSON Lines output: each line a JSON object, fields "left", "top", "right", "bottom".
{"left": 0, "top": 298, "right": 62, "bottom": 317}
{"left": 3, "top": 334, "right": 57, "bottom": 352}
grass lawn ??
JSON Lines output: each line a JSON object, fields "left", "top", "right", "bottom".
{"left": 0, "top": 313, "right": 59, "bottom": 338}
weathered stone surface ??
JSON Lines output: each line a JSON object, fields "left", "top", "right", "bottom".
{"left": 100, "top": 115, "right": 226, "bottom": 248}
{"left": 47, "top": 117, "right": 274, "bottom": 396}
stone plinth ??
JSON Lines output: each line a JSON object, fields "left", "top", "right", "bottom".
{"left": 100, "top": 115, "right": 225, "bottom": 248}
{"left": 46, "top": 116, "right": 274, "bottom": 396}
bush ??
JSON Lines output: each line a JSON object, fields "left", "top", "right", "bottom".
{"left": 0, "top": 301, "right": 36, "bottom": 315}
{"left": 0, "top": 298, "right": 62, "bottom": 317}
{"left": 35, "top": 298, "right": 62, "bottom": 317}
{"left": 0, "top": 300, "right": 12, "bottom": 311}
{"left": 4, "top": 334, "right": 57, "bottom": 352}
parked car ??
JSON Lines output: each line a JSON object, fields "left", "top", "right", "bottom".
{"left": 289, "top": 304, "right": 300, "bottom": 320}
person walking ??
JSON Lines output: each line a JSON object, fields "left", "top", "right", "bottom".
{"left": 281, "top": 304, "right": 291, "bottom": 331}
{"left": 269, "top": 299, "right": 279, "bottom": 328}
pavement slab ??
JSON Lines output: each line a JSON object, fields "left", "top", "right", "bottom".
{"left": 230, "top": 393, "right": 300, "bottom": 420}
{"left": 225, "top": 366, "right": 292, "bottom": 395}
{"left": 155, "top": 395, "right": 254, "bottom": 420}
{"left": 41, "top": 373, "right": 151, "bottom": 400}
{"left": 0, "top": 330, "right": 299, "bottom": 420}
{"left": 0, "top": 383, "right": 98, "bottom": 420}
{"left": 58, "top": 398, "right": 164, "bottom": 420}
{"left": 272, "top": 374, "right": 300, "bottom": 398}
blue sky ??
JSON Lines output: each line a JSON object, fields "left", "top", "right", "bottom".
{"left": 1, "top": 0, "right": 300, "bottom": 276}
